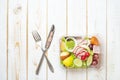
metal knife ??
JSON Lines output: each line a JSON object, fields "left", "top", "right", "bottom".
{"left": 36, "top": 25, "right": 55, "bottom": 74}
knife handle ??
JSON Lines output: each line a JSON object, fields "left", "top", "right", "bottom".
{"left": 45, "top": 25, "right": 55, "bottom": 49}
{"left": 44, "top": 52, "right": 54, "bottom": 73}
{"left": 36, "top": 50, "right": 54, "bottom": 75}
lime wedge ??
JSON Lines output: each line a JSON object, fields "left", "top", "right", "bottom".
{"left": 73, "top": 58, "right": 82, "bottom": 68}
{"left": 87, "top": 56, "right": 93, "bottom": 66}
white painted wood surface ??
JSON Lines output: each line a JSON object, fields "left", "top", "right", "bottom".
{"left": 0, "top": 0, "right": 120, "bottom": 80}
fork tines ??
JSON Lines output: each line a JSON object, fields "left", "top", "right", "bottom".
{"left": 32, "top": 31, "right": 41, "bottom": 42}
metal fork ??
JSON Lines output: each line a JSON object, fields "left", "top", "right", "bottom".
{"left": 32, "top": 31, "right": 54, "bottom": 74}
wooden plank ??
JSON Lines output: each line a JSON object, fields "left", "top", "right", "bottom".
{"left": 28, "top": 0, "right": 47, "bottom": 80}
{"left": 87, "top": 0, "right": 107, "bottom": 80}
{"left": 0, "top": 0, "right": 7, "bottom": 80}
{"left": 2, "top": 0, "right": 120, "bottom": 80}
{"left": 107, "top": 0, "right": 120, "bottom": 80}
{"left": 47, "top": 0, "right": 67, "bottom": 80}
{"left": 67, "top": 0, "right": 87, "bottom": 80}
{"left": 8, "top": 0, "right": 27, "bottom": 80}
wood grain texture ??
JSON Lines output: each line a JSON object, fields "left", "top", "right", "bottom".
{"left": 7, "top": 0, "right": 27, "bottom": 80}
{"left": 0, "top": 0, "right": 120, "bottom": 80}
{"left": 0, "top": 0, "right": 7, "bottom": 80}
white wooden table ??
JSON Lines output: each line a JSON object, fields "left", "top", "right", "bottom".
{"left": 0, "top": 0, "right": 120, "bottom": 80}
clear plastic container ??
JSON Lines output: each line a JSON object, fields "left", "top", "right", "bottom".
{"left": 59, "top": 35, "right": 101, "bottom": 69}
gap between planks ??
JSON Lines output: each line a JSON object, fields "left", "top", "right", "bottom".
{"left": 86, "top": 0, "right": 88, "bottom": 80}
{"left": 66, "top": 0, "right": 68, "bottom": 80}
{"left": 26, "top": 0, "right": 28, "bottom": 80}
{"left": 6, "top": 0, "right": 9, "bottom": 80}
{"left": 46, "top": 0, "right": 48, "bottom": 80}
{"left": 106, "top": 0, "right": 108, "bottom": 80}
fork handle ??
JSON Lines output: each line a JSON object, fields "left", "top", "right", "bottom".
{"left": 36, "top": 50, "right": 54, "bottom": 75}
{"left": 36, "top": 51, "right": 45, "bottom": 75}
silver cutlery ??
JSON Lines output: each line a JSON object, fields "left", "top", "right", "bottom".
{"left": 32, "top": 25, "right": 55, "bottom": 75}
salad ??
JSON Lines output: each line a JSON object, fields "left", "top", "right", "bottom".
{"left": 60, "top": 36, "right": 100, "bottom": 68}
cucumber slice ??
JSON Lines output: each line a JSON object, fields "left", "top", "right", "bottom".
{"left": 90, "top": 50, "right": 94, "bottom": 55}
{"left": 87, "top": 56, "right": 93, "bottom": 66}
{"left": 73, "top": 58, "right": 82, "bottom": 68}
